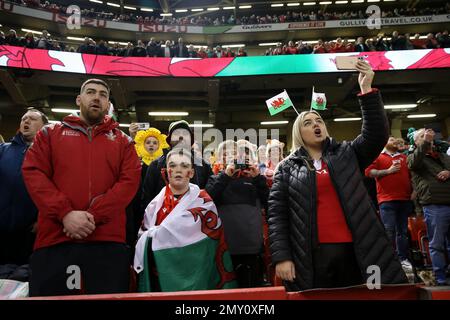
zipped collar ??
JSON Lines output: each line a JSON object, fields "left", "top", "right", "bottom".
{"left": 12, "top": 133, "right": 27, "bottom": 146}
{"left": 61, "top": 115, "right": 118, "bottom": 136}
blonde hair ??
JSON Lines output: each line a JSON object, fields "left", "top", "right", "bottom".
{"left": 291, "top": 111, "right": 329, "bottom": 152}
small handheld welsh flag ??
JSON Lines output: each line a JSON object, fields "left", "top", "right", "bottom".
{"left": 311, "top": 87, "right": 327, "bottom": 111}
{"left": 266, "top": 90, "right": 294, "bottom": 116}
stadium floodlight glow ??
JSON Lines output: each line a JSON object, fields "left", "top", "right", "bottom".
{"left": 271, "top": 4, "right": 284, "bottom": 7}
{"left": 334, "top": 117, "right": 362, "bottom": 122}
{"left": 319, "top": 1, "right": 332, "bottom": 4}
{"left": 191, "top": 8, "right": 204, "bottom": 12}
{"left": 384, "top": 104, "right": 417, "bottom": 110}
{"left": 119, "top": 124, "right": 131, "bottom": 128}
{"left": 223, "top": 44, "right": 246, "bottom": 48}
{"left": 124, "top": 6, "right": 136, "bottom": 10}
{"left": 106, "top": 2, "right": 120, "bottom": 7}
{"left": 48, "top": 120, "right": 60, "bottom": 124}
{"left": 223, "top": 6, "right": 235, "bottom": 10}
{"left": 259, "top": 42, "right": 280, "bottom": 46}
{"left": 66, "top": 36, "right": 85, "bottom": 41}
{"left": 261, "top": 121, "right": 289, "bottom": 125}
{"left": 238, "top": 5, "right": 252, "bottom": 9}
{"left": 383, "top": 0, "right": 397, "bottom": 2}
{"left": 51, "top": 108, "right": 79, "bottom": 114}
{"left": 189, "top": 124, "right": 214, "bottom": 128}
{"left": 141, "top": 8, "right": 154, "bottom": 12}
{"left": 335, "top": 1, "right": 348, "bottom": 3}
{"left": 351, "top": 0, "right": 364, "bottom": 3}
{"left": 407, "top": 114, "right": 437, "bottom": 119}
{"left": 175, "top": 9, "right": 188, "bottom": 12}
{"left": 287, "top": 3, "right": 300, "bottom": 6}
{"left": 207, "top": 7, "right": 220, "bottom": 11}
{"left": 303, "top": 2, "right": 317, "bottom": 6}
{"left": 21, "top": 28, "right": 45, "bottom": 35}
{"left": 192, "top": 45, "right": 207, "bottom": 49}
{"left": 148, "top": 112, "right": 189, "bottom": 116}
{"left": 89, "top": 0, "right": 103, "bottom": 4}
{"left": 160, "top": 13, "right": 173, "bottom": 17}
{"left": 367, "top": 0, "right": 380, "bottom": 2}
{"left": 118, "top": 42, "right": 129, "bottom": 46}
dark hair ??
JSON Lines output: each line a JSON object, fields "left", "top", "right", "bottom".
{"left": 26, "top": 107, "right": 49, "bottom": 124}
{"left": 80, "top": 79, "right": 110, "bottom": 95}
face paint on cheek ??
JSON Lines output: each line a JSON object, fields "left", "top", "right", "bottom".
{"left": 185, "top": 171, "right": 191, "bottom": 178}
{"left": 168, "top": 169, "right": 173, "bottom": 179}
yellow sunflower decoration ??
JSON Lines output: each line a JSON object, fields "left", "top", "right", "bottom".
{"left": 134, "top": 128, "right": 170, "bottom": 165}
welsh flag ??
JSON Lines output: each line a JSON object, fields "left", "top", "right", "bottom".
{"left": 311, "top": 89, "right": 327, "bottom": 111}
{"left": 134, "top": 184, "right": 237, "bottom": 292}
{"left": 266, "top": 90, "right": 293, "bottom": 116}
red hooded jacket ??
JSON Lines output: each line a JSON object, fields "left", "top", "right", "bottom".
{"left": 22, "top": 115, "right": 141, "bottom": 250}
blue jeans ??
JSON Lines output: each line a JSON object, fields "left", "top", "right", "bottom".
{"left": 423, "top": 205, "right": 450, "bottom": 284}
{"left": 379, "top": 200, "right": 413, "bottom": 261}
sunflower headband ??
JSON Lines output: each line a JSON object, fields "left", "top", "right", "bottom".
{"left": 134, "top": 128, "right": 170, "bottom": 165}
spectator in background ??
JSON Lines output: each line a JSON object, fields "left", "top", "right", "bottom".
{"left": 51, "top": 40, "right": 62, "bottom": 51}
{"left": 237, "top": 47, "right": 248, "bottom": 57}
{"left": 206, "top": 46, "right": 217, "bottom": 58}
{"left": 411, "top": 34, "right": 425, "bottom": 49}
{"left": 197, "top": 47, "right": 207, "bottom": 59}
{"left": 6, "top": 29, "right": 20, "bottom": 46}
{"left": 223, "top": 47, "right": 235, "bottom": 57}
{"left": 375, "top": 33, "right": 391, "bottom": 51}
{"left": 313, "top": 39, "right": 327, "bottom": 54}
{"left": 21, "top": 32, "right": 36, "bottom": 49}
{"left": 146, "top": 37, "right": 161, "bottom": 57}
{"left": 0, "top": 108, "right": 48, "bottom": 281}
{"left": 172, "top": 37, "right": 188, "bottom": 58}
{"left": 131, "top": 40, "right": 147, "bottom": 57}
{"left": 391, "top": 31, "right": 407, "bottom": 50}
{"left": 123, "top": 42, "right": 134, "bottom": 57}
{"left": 187, "top": 45, "right": 198, "bottom": 58}
{"left": 109, "top": 42, "right": 121, "bottom": 56}
{"left": 405, "top": 33, "right": 414, "bottom": 50}
{"left": 272, "top": 43, "right": 284, "bottom": 55}
{"left": 355, "top": 37, "right": 369, "bottom": 52}
{"left": 77, "top": 37, "right": 90, "bottom": 53}
{"left": 22, "top": 79, "right": 141, "bottom": 296}
{"left": 365, "top": 137, "right": 414, "bottom": 272}
{"left": 408, "top": 128, "right": 450, "bottom": 286}
{"left": 36, "top": 30, "right": 52, "bottom": 50}
{"left": 162, "top": 40, "right": 172, "bottom": 58}
{"left": 437, "top": 30, "right": 450, "bottom": 48}
{"left": 264, "top": 139, "right": 285, "bottom": 188}
{"left": 206, "top": 139, "right": 269, "bottom": 288}
{"left": 425, "top": 33, "right": 439, "bottom": 49}
{"left": 257, "top": 145, "right": 267, "bottom": 175}
{"left": 215, "top": 45, "right": 224, "bottom": 58}
{"left": 96, "top": 40, "right": 110, "bottom": 55}
{"left": 285, "top": 41, "right": 299, "bottom": 55}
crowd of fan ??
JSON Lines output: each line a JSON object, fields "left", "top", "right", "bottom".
{"left": 265, "top": 30, "right": 450, "bottom": 55}
{"left": 9, "top": 0, "right": 450, "bottom": 26}
{"left": 2, "top": 27, "right": 450, "bottom": 58}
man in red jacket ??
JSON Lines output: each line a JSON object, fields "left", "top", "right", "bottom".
{"left": 22, "top": 79, "right": 141, "bottom": 296}
{"left": 365, "top": 136, "right": 413, "bottom": 271}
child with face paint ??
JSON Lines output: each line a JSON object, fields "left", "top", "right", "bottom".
{"left": 206, "top": 139, "right": 269, "bottom": 288}
{"left": 134, "top": 148, "right": 237, "bottom": 292}
{"left": 142, "top": 120, "right": 213, "bottom": 214}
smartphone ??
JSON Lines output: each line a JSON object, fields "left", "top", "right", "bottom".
{"left": 336, "top": 56, "right": 363, "bottom": 70}
{"left": 234, "top": 160, "right": 249, "bottom": 170}
{"left": 136, "top": 122, "right": 150, "bottom": 130}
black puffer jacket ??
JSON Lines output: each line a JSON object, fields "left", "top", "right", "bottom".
{"left": 268, "top": 90, "right": 408, "bottom": 291}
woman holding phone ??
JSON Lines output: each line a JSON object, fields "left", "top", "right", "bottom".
{"left": 268, "top": 60, "right": 408, "bottom": 290}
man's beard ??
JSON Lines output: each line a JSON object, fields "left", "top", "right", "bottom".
{"left": 82, "top": 108, "right": 106, "bottom": 125}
